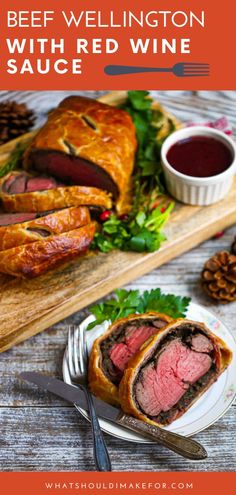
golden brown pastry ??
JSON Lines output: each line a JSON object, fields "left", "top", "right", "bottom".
{"left": 0, "top": 206, "right": 91, "bottom": 251}
{"left": 24, "top": 96, "right": 137, "bottom": 213}
{"left": 0, "top": 222, "right": 96, "bottom": 278}
{"left": 119, "top": 319, "right": 233, "bottom": 426}
{"left": 0, "top": 171, "right": 112, "bottom": 212}
{"left": 88, "top": 312, "right": 173, "bottom": 406}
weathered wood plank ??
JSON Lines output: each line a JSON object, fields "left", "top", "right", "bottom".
{"left": 0, "top": 406, "right": 235, "bottom": 472}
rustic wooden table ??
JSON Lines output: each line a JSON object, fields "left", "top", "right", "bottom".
{"left": 0, "top": 91, "right": 235, "bottom": 472}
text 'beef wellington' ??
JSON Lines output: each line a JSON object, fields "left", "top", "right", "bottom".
{"left": 0, "top": 171, "right": 112, "bottom": 212}
{"left": 119, "top": 319, "right": 232, "bottom": 426}
{"left": 88, "top": 312, "right": 173, "bottom": 406}
{"left": 0, "top": 222, "right": 96, "bottom": 278}
{"left": 0, "top": 206, "right": 90, "bottom": 250}
{"left": 24, "top": 96, "right": 137, "bottom": 213}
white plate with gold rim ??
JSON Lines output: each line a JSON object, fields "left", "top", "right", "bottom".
{"left": 62, "top": 302, "right": 236, "bottom": 443}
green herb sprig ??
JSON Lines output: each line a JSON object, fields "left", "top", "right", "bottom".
{"left": 121, "top": 90, "right": 167, "bottom": 191}
{"left": 88, "top": 288, "right": 191, "bottom": 329}
{"left": 0, "top": 141, "right": 30, "bottom": 178}
{"left": 92, "top": 201, "right": 174, "bottom": 253}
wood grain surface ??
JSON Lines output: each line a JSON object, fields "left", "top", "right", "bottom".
{"left": 0, "top": 90, "right": 235, "bottom": 473}
{"left": 0, "top": 91, "right": 236, "bottom": 353}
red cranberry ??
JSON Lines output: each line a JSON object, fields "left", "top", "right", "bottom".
{"left": 99, "top": 210, "right": 112, "bottom": 222}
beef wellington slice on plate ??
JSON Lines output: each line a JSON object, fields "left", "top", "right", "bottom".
{"left": 88, "top": 312, "right": 173, "bottom": 406}
{"left": 119, "top": 319, "right": 233, "bottom": 426}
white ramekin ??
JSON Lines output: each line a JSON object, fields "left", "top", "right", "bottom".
{"left": 161, "top": 126, "right": 236, "bottom": 205}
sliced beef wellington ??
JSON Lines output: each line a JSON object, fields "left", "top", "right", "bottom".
{"left": 0, "top": 206, "right": 90, "bottom": 251}
{"left": 0, "top": 222, "right": 96, "bottom": 278}
{"left": 0, "top": 171, "right": 112, "bottom": 212}
{"left": 23, "top": 96, "right": 137, "bottom": 213}
{"left": 119, "top": 319, "right": 233, "bottom": 426}
{"left": 88, "top": 312, "right": 173, "bottom": 406}
{"left": 1, "top": 170, "right": 60, "bottom": 195}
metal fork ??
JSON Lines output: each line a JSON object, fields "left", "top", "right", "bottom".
{"left": 67, "top": 325, "right": 112, "bottom": 471}
{"left": 104, "top": 63, "right": 210, "bottom": 77}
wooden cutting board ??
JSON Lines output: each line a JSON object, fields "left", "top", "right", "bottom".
{"left": 0, "top": 91, "right": 235, "bottom": 353}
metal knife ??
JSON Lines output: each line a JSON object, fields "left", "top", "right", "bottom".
{"left": 19, "top": 372, "right": 207, "bottom": 460}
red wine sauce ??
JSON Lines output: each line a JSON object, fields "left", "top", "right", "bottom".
{"left": 167, "top": 136, "right": 233, "bottom": 178}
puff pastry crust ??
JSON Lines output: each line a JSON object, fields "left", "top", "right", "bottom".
{"left": 0, "top": 222, "right": 96, "bottom": 278}
{"left": 24, "top": 96, "right": 137, "bottom": 213}
{"left": 0, "top": 206, "right": 90, "bottom": 251}
{"left": 88, "top": 312, "right": 173, "bottom": 406}
{"left": 119, "top": 319, "right": 233, "bottom": 426}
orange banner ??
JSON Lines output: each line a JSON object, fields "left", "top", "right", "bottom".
{"left": 0, "top": 0, "right": 235, "bottom": 89}
{"left": 0, "top": 472, "right": 236, "bottom": 495}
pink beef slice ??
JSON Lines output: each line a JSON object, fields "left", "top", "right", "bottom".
{"left": 135, "top": 364, "right": 164, "bottom": 417}
{"left": 109, "top": 343, "right": 132, "bottom": 372}
{"left": 109, "top": 325, "right": 158, "bottom": 372}
{"left": 3, "top": 173, "right": 61, "bottom": 195}
{"left": 0, "top": 213, "right": 37, "bottom": 226}
{"left": 125, "top": 325, "right": 157, "bottom": 353}
{"left": 26, "top": 176, "right": 58, "bottom": 192}
{"left": 136, "top": 339, "right": 212, "bottom": 417}
{"left": 7, "top": 173, "right": 28, "bottom": 194}
{"left": 2, "top": 174, "right": 19, "bottom": 193}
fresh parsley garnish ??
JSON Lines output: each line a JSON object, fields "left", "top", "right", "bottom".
{"left": 88, "top": 288, "right": 191, "bottom": 329}
{"left": 92, "top": 90, "right": 177, "bottom": 253}
{"left": 92, "top": 201, "right": 174, "bottom": 253}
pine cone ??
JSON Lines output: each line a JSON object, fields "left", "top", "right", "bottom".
{"left": 231, "top": 236, "right": 236, "bottom": 256}
{"left": 202, "top": 251, "right": 236, "bottom": 303}
{"left": 0, "top": 101, "right": 35, "bottom": 145}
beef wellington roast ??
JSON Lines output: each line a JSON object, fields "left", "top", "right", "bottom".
{"left": 23, "top": 96, "right": 137, "bottom": 213}
{"left": 0, "top": 206, "right": 90, "bottom": 251}
{"left": 0, "top": 171, "right": 112, "bottom": 212}
{"left": 0, "top": 222, "right": 96, "bottom": 278}
{"left": 88, "top": 312, "right": 173, "bottom": 406}
{"left": 119, "top": 319, "right": 232, "bottom": 426}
